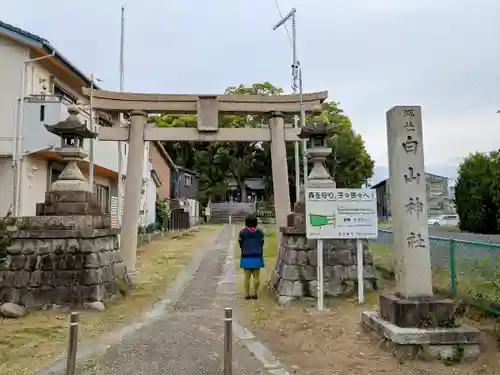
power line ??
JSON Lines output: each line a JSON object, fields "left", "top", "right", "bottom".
{"left": 273, "top": 0, "right": 293, "bottom": 46}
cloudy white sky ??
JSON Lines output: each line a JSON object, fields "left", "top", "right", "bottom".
{"left": 2, "top": 0, "right": 500, "bottom": 181}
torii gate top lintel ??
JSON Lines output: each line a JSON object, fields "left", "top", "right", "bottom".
{"left": 85, "top": 88, "right": 328, "bottom": 142}
{"left": 81, "top": 88, "right": 328, "bottom": 115}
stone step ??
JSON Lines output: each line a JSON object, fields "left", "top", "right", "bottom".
{"left": 209, "top": 218, "right": 246, "bottom": 224}
{"left": 210, "top": 211, "right": 250, "bottom": 215}
{"left": 211, "top": 216, "right": 248, "bottom": 221}
{"left": 209, "top": 213, "right": 247, "bottom": 224}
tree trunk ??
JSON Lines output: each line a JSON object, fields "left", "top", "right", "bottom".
{"left": 239, "top": 181, "right": 247, "bottom": 202}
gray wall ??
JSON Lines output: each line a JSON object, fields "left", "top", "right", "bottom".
{"left": 172, "top": 170, "right": 199, "bottom": 200}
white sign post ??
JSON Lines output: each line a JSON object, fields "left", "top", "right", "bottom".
{"left": 305, "top": 188, "right": 378, "bottom": 309}
{"left": 356, "top": 239, "right": 364, "bottom": 304}
{"left": 317, "top": 239, "right": 325, "bottom": 310}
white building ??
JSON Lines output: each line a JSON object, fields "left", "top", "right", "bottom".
{"left": 0, "top": 20, "right": 155, "bottom": 227}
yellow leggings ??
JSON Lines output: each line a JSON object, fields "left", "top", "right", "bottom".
{"left": 244, "top": 269, "right": 260, "bottom": 297}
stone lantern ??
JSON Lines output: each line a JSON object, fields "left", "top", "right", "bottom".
{"left": 298, "top": 104, "right": 336, "bottom": 189}
{"left": 0, "top": 106, "right": 130, "bottom": 313}
{"left": 45, "top": 105, "right": 97, "bottom": 193}
{"left": 36, "top": 106, "right": 102, "bottom": 216}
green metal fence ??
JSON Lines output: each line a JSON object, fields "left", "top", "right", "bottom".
{"left": 372, "top": 229, "right": 500, "bottom": 316}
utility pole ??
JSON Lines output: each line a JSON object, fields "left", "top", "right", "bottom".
{"left": 117, "top": 5, "right": 125, "bottom": 228}
{"left": 89, "top": 73, "right": 103, "bottom": 190}
{"left": 273, "top": 8, "right": 302, "bottom": 203}
{"left": 298, "top": 64, "right": 307, "bottom": 184}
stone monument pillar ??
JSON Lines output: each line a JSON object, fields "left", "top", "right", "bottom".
{"left": 0, "top": 106, "right": 131, "bottom": 313}
{"left": 387, "top": 106, "right": 433, "bottom": 297}
{"left": 271, "top": 105, "right": 378, "bottom": 304}
{"left": 362, "top": 106, "right": 480, "bottom": 361}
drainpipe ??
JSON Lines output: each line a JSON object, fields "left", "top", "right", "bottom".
{"left": 13, "top": 51, "right": 55, "bottom": 216}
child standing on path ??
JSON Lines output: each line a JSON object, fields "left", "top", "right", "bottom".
{"left": 238, "top": 215, "right": 265, "bottom": 300}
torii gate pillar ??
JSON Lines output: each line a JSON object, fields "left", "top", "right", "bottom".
{"left": 270, "top": 112, "right": 291, "bottom": 229}
{"left": 120, "top": 110, "right": 147, "bottom": 273}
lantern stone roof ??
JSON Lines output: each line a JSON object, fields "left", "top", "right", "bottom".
{"left": 44, "top": 105, "right": 97, "bottom": 139}
{"left": 298, "top": 104, "right": 333, "bottom": 139}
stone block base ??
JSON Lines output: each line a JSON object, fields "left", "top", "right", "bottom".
{"left": 379, "top": 293, "right": 455, "bottom": 328}
{"left": 271, "top": 233, "right": 379, "bottom": 302}
{"left": 36, "top": 191, "right": 102, "bottom": 216}
{"left": 361, "top": 311, "right": 481, "bottom": 362}
{"left": 273, "top": 202, "right": 378, "bottom": 303}
{"left": 0, "top": 217, "right": 131, "bottom": 309}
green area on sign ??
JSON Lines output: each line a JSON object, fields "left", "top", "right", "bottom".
{"left": 309, "top": 213, "right": 336, "bottom": 227}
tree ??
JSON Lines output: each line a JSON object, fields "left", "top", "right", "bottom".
{"left": 455, "top": 151, "right": 500, "bottom": 233}
{"left": 321, "top": 101, "right": 374, "bottom": 188}
{"left": 211, "top": 82, "right": 282, "bottom": 202}
{"left": 152, "top": 114, "right": 198, "bottom": 168}
{"left": 192, "top": 145, "right": 228, "bottom": 203}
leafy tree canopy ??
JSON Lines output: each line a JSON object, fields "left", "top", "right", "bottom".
{"left": 455, "top": 151, "right": 500, "bottom": 233}
{"left": 150, "top": 82, "right": 374, "bottom": 204}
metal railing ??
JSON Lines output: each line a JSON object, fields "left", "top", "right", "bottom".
{"left": 372, "top": 229, "right": 500, "bottom": 316}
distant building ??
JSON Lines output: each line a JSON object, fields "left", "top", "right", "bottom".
{"left": 171, "top": 166, "right": 200, "bottom": 226}
{"left": 226, "top": 177, "right": 266, "bottom": 202}
{"left": 371, "top": 173, "right": 451, "bottom": 220}
{"left": 150, "top": 142, "right": 177, "bottom": 201}
{"left": 172, "top": 166, "right": 199, "bottom": 200}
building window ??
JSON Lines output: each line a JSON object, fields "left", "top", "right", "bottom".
{"left": 185, "top": 174, "right": 193, "bottom": 186}
{"left": 53, "top": 83, "right": 77, "bottom": 104}
{"left": 94, "top": 184, "right": 110, "bottom": 213}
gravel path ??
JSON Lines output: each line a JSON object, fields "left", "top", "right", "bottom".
{"left": 85, "top": 225, "right": 265, "bottom": 375}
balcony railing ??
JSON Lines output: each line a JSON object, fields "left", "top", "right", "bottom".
{"left": 27, "top": 94, "right": 113, "bottom": 127}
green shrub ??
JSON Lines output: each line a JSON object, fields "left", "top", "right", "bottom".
{"left": 455, "top": 151, "right": 500, "bottom": 233}
{"left": 155, "top": 199, "right": 171, "bottom": 232}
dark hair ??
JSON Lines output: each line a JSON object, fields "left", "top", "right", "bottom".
{"left": 245, "top": 214, "right": 258, "bottom": 228}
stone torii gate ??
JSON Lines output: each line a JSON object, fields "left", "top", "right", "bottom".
{"left": 82, "top": 88, "right": 328, "bottom": 273}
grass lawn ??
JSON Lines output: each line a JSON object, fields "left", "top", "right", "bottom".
{"left": 235, "top": 229, "right": 500, "bottom": 375}
{"left": 0, "top": 225, "right": 221, "bottom": 375}
{"left": 377, "top": 221, "right": 392, "bottom": 229}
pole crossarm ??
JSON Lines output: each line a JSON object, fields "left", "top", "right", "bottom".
{"left": 97, "top": 126, "right": 303, "bottom": 142}
{"left": 81, "top": 88, "right": 327, "bottom": 114}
